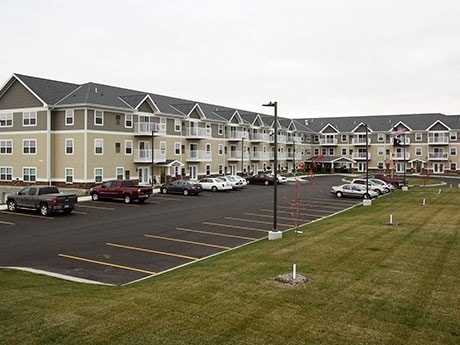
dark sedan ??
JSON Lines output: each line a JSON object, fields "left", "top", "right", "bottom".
{"left": 246, "top": 172, "right": 275, "bottom": 185}
{"left": 160, "top": 180, "right": 203, "bottom": 196}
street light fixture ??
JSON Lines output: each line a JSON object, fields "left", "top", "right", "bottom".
{"left": 262, "top": 101, "right": 281, "bottom": 240}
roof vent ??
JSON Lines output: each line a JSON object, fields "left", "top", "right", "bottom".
{"left": 95, "top": 87, "right": 98, "bottom": 93}
{"left": 304, "top": 120, "right": 309, "bottom": 126}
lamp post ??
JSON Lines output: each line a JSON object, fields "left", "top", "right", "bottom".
{"left": 403, "top": 132, "right": 406, "bottom": 187}
{"left": 365, "top": 124, "right": 369, "bottom": 197}
{"left": 241, "top": 134, "right": 244, "bottom": 176}
{"left": 292, "top": 134, "right": 296, "bottom": 174}
{"left": 151, "top": 123, "right": 157, "bottom": 186}
{"left": 262, "top": 101, "right": 281, "bottom": 239}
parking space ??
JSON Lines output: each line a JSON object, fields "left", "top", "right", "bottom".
{"left": 0, "top": 175, "right": 363, "bottom": 285}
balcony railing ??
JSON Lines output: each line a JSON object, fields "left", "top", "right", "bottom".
{"left": 187, "top": 150, "right": 212, "bottom": 161}
{"left": 134, "top": 122, "right": 167, "bottom": 135}
{"left": 269, "top": 135, "right": 287, "bottom": 143}
{"left": 428, "top": 136, "right": 449, "bottom": 145}
{"left": 133, "top": 149, "right": 166, "bottom": 163}
{"left": 226, "top": 131, "right": 248, "bottom": 140}
{"left": 185, "top": 126, "right": 212, "bottom": 138}
{"left": 287, "top": 152, "right": 302, "bottom": 160}
{"left": 228, "top": 151, "right": 249, "bottom": 161}
{"left": 251, "top": 151, "right": 270, "bottom": 160}
{"left": 352, "top": 152, "right": 371, "bottom": 160}
{"left": 352, "top": 138, "right": 371, "bottom": 146}
{"left": 428, "top": 152, "right": 449, "bottom": 160}
{"left": 320, "top": 138, "right": 338, "bottom": 145}
{"left": 249, "top": 133, "right": 271, "bottom": 142}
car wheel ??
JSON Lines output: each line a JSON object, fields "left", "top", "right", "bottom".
{"left": 183, "top": 189, "right": 189, "bottom": 196}
{"left": 91, "top": 193, "right": 99, "bottom": 201}
{"left": 384, "top": 187, "right": 390, "bottom": 193}
{"left": 363, "top": 193, "right": 371, "bottom": 200}
{"left": 211, "top": 186, "right": 218, "bottom": 192}
{"left": 161, "top": 187, "right": 168, "bottom": 194}
{"left": 123, "top": 194, "right": 132, "bottom": 204}
{"left": 40, "top": 203, "right": 50, "bottom": 216}
{"left": 336, "top": 191, "right": 343, "bottom": 198}
{"left": 264, "top": 180, "right": 269, "bottom": 186}
{"left": 7, "top": 200, "right": 17, "bottom": 212}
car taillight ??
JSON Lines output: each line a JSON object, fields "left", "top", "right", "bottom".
{"left": 51, "top": 198, "right": 58, "bottom": 206}
{"left": 191, "top": 185, "right": 196, "bottom": 189}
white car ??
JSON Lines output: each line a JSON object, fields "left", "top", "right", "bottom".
{"left": 369, "top": 178, "right": 395, "bottom": 191}
{"left": 198, "top": 177, "right": 232, "bottom": 192}
{"left": 351, "top": 178, "right": 387, "bottom": 195}
{"left": 331, "top": 183, "right": 378, "bottom": 199}
{"left": 225, "top": 175, "right": 247, "bottom": 188}
{"left": 270, "top": 174, "right": 288, "bottom": 184}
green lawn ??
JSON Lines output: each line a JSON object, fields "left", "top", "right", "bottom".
{"left": 1, "top": 186, "right": 459, "bottom": 345}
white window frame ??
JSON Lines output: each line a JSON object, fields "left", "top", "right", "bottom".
{"left": 94, "top": 139, "right": 103, "bottom": 155}
{"left": 0, "top": 166, "right": 13, "bottom": 181}
{"left": 175, "top": 142, "right": 181, "bottom": 155}
{"left": 65, "top": 110, "right": 74, "bottom": 126}
{"left": 218, "top": 124, "right": 223, "bottom": 135}
{"left": 377, "top": 133, "right": 384, "bottom": 142}
{"left": 125, "top": 140, "right": 132, "bottom": 155}
{"left": 450, "top": 147, "right": 457, "bottom": 156}
{"left": 23, "top": 139, "right": 37, "bottom": 155}
{"left": 116, "top": 167, "right": 124, "bottom": 180}
{"left": 206, "top": 164, "right": 211, "bottom": 175}
{"left": 415, "top": 132, "right": 423, "bottom": 141}
{"left": 23, "top": 111, "right": 37, "bottom": 127}
{"left": 23, "top": 167, "right": 37, "bottom": 182}
{"left": 0, "top": 140, "right": 13, "bottom": 154}
{"left": 450, "top": 162, "right": 457, "bottom": 171}
{"left": 65, "top": 138, "right": 74, "bottom": 155}
{"left": 341, "top": 134, "right": 347, "bottom": 142}
{"left": 377, "top": 147, "right": 384, "bottom": 156}
{"left": 415, "top": 147, "right": 422, "bottom": 156}
{"left": 174, "top": 119, "right": 181, "bottom": 132}
{"left": 218, "top": 144, "right": 224, "bottom": 155}
{"left": 0, "top": 112, "right": 13, "bottom": 127}
{"left": 94, "top": 168, "right": 103, "bottom": 183}
{"left": 450, "top": 132, "right": 457, "bottom": 141}
{"left": 65, "top": 168, "right": 74, "bottom": 184}
{"left": 125, "top": 113, "right": 133, "bottom": 128}
{"left": 95, "top": 110, "right": 104, "bottom": 126}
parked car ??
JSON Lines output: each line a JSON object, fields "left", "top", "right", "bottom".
{"left": 229, "top": 175, "right": 248, "bottom": 188}
{"left": 271, "top": 174, "right": 288, "bottom": 184}
{"left": 222, "top": 175, "right": 244, "bottom": 189}
{"left": 246, "top": 172, "right": 276, "bottom": 185}
{"left": 369, "top": 178, "right": 395, "bottom": 191}
{"left": 373, "top": 174, "right": 407, "bottom": 188}
{"left": 351, "top": 178, "right": 388, "bottom": 195}
{"left": 198, "top": 177, "right": 232, "bottom": 192}
{"left": 160, "top": 180, "right": 203, "bottom": 196}
{"left": 90, "top": 179, "right": 153, "bottom": 203}
{"left": 6, "top": 185, "right": 78, "bottom": 216}
{"left": 330, "top": 183, "right": 378, "bottom": 199}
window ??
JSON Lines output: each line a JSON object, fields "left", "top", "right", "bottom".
{"left": 378, "top": 133, "right": 384, "bottom": 142}
{"left": 378, "top": 161, "right": 384, "bottom": 169}
{"left": 218, "top": 124, "right": 223, "bottom": 135}
{"left": 115, "top": 142, "right": 121, "bottom": 153}
{"left": 341, "top": 134, "right": 347, "bottom": 142}
{"left": 450, "top": 132, "right": 457, "bottom": 141}
{"left": 23, "top": 139, "right": 36, "bottom": 154}
{"left": 174, "top": 119, "right": 181, "bottom": 132}
{"left": 125, "top": 114, "right": 133, "bottom": 128}
{"left": 95, "top": 110, "right": 103, "bottom": 125}
{"left": 0, "top": 167, "right": 12, "bottom": 181}
{"left": 321, "top": 148, "right": 327, "bottom": 155}
{"left": 175, "top": 142, "right": 181, "bottom": 155}
{"left": 206, "top": 165, "right": 211, "bottom": 175}
{"left": 65, "top": 139, "right": 74, "bottom": 155}
{"left": 94, "top": 139, "right": 103, "bottom": 154}
{"left": 125, "top": 140, "right": 132, "bottom": 155}
{"left": 0, "top": 112, "right": 13, "bottom": 127}
{"left": 23, "top": 111, "right": 37, "bottom": 126}
{"left": 314, "top": 135, "right": 319, "bottom": 143}
{"left": 328, "top": 148, "right": 334, "bottom": 155}
{"left": 0, "top": 140, "right": 12, "bottom": 154}
{"left": 116, "top": 114, "right": 121, "bottom": 125}
{"left": 23, "top": 167, "right": 37, "bottom": 182}
{"left": 415, "top": 147, "right": 422, "bottom": 156}
{"left": 94, "top": 168, "right": 103, "bottom": 183}
{"left": 450, "top": 147, "right": 457, "bottom": 156}
{"left": 314, "top": 148, "right": 319, "bottom": 155}
{"left": 218, "top": 164, "right": 223, "bottom": 175}
{"left": 377, "top": 147, "right": 384, "bottom": 156}
{"left": 341, "top": 148, "right": 347, "bottom": 155}
{"left": 450, "top": 162, "right": 457, "bottom": 171}
{"left": 218, "top": 144, "right": 223, "bottom": 155}
{"left": 65, "top": 110, "right": 74, "bottom": 125}
{"left": 116, "top": 167, "right": 124, "bottom": 179}
{"left": 65, "top": 168, "right": 73, "bottom": 184}
{"left": 415, "top": 132, "right": 422, "bottom": 141}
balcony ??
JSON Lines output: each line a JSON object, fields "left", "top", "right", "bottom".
{"left": 352, "top": 138, "right": 371, "bottom": 146}
{"left": 184, "top": 126, "right": 212, "bottom": 139}
{"left": 391, "top": 152, "right": 410, "bottom": 160}
{"left": 134, "top": 122, "right": 167, "bottom": 136}
{"left": 269, "top": 152, "right": 287, "bottom": 160}
{"left": 286, "top": 136, "right": 302, "bottom": 144}
{"left": 186, "top": 150, "right": 212, "bottom": 161}
{"left": 249, "top": 133, "right": 270, "bottom": 142}
{"left": 269, "top": 134, "right": 287, "bottom": 144}
{"left": 428, "top": 152, "right": 449, "bottom": 160}
{"left": 251, "top": 151, "right": 270, "bottom": 160}
{"left": 286, "top": 152, "right": 302, "bottom": 160}
{"left": 133, "top": 149, "right": 166, "bottom": 163}
{"left": 319, "top": 138, "right": 338, "bottom": 146}
{"left": 226, "top": 131, "right": 248, "bottom": 141}
{"left": 228, "top": 151, "right": 250, "bottom": 161}
{"left": 428, "top": 136, "right": 449, "bottom": 145}
{"left": 352, "top": 152, "right": 371, "bottom": 160}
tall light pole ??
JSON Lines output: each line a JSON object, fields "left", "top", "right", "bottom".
{"left": 365, "top": 124, "right": 369, "bottom": 197}
{"left": 151, "top": 123, "right": 157, "bottom": 185}
{"left": 241, "top": 135, "right": 244, "bottom": 176}
{"left": 262, "top": 101, "right": 281, "bottom": 239}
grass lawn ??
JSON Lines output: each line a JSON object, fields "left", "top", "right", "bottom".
{"left": 1, "top": 186, "right": 459, "bottom": 345}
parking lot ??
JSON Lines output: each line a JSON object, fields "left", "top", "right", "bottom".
{"left": 0, "top": 175, "right": 361, "bottom": 285}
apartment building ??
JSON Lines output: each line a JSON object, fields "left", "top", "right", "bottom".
{"left": 1, "top": 73, "right": 459, "bottom": 188}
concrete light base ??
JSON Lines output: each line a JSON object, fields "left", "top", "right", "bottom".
{"left": 402, "top": 186, "right": 409, "bottom": 191}
{"left": 268, "top": 231, "right": 283, "bottom": 240}
{"left": 363, "top": 199, "right": 372, "bottom": 206}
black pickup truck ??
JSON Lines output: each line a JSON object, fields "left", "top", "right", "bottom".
{"left": 6, "top": 186, "right": 78, "bottom": 216}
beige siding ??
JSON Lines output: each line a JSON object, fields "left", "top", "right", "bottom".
{"left": 0, "top": 80, "right": 42, "bottom": 110}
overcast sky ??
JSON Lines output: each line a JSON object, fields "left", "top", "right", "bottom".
{"left": 2, "top": 0, "right": 460, "bottom": 118}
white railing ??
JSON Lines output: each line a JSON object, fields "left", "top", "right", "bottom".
{"left": 251, "top": 151, "right": 270, "bottom": 160}
{"left": 391, "top": 152, "right": 410, "bottom": 160}
{"left": 250, "top": 133, "right": 270, "bottom": 142}
{"left": 320, "top": 138, "right": 338, "bottom": 145}
{"left": 185, "top": 126, "right": 212, "bottom": 138}
{"left": 187, "top": 150, "right": 212, "bottom": 161}
{"left": 228, "top": 151, "right": 250, "bottom": 160}
{"left": 428, "top": 152, "right": 449, "bottom": 160}
{"left": 352, "top": 152, "right": 371, "bottom": 160}
{"left": 227, "top": 131, "right": 248, "bottom": 140}
{"left": 428, "top": 136, "right": 449, "bottom": 144}
{"left": 133, "top": 149, "right": 166, "bottom": 162}
{"left": 352, "top": 138, "right": 371, "bottom": 145}
{"left": 134, "top": 122, "right": 167, "bottom": 135}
